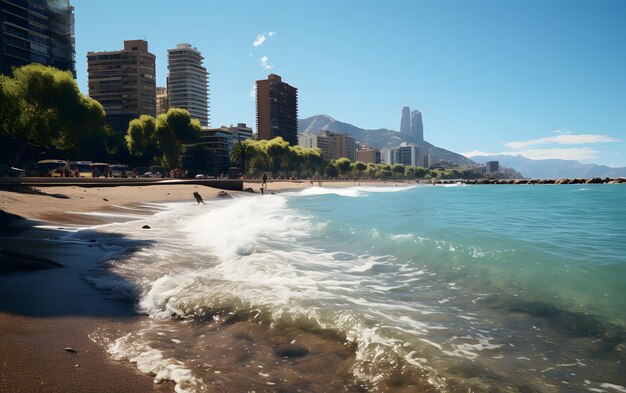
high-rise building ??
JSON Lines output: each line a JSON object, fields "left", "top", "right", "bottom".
{"left": 410, "top": 110, "right": 423, "bottom": 142}
{"left": 400, "top": 106, "right": 411, "bottom": 134}
{"left": 256, "top": 74, "right": 298, "bottom": 146}
{"left": 486, "top": 161, "right": 499, "bottom": 173}
{"left": 167, "top": 43, "right": 209, "bottom": 127}
{"left": 87, "top": 39, "right": 156, "bottom": 136}
{"left": 1, "top": 0, "right": 75, "bottom": 76}
{"left": 156, "top": 86, "right": 168, "bottom": 115}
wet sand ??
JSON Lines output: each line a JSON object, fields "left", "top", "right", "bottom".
{"left": 0, "top": 181, "right": 402, "bottom": 392}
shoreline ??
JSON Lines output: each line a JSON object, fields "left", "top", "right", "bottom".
{"left": 0, "top": 181, "right": 392, "bottom": 392}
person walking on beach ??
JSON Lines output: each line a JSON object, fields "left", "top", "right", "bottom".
{"left": 261, "top": 173, "right": 268, "bottom": 188}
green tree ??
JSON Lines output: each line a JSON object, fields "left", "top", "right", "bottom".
{"left": 354, "top": 161, "right": 367, "bottom": 178}
{"left": 392, "top": 163, "right": 405, "bottom": 178}
{"left": 0, "top": 64, "right": 107, "bottom": 165}
{"left": 265, "top": 137, "right": 290, "bottom": 175}
{"left": 230, "top": 139, "right": 257, "bottom": 176}
{"left": 334, "top": 157, "right": 351, "bottom": 178}
{"left": 325, "top": 162, "right": 339, "bottom": 178}
{"left": 154, "top": 108, "right": 201, "bottom": 169}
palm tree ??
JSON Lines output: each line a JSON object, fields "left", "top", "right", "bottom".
{"left": 231, "top": 140, "right": 256, "bottom": 176}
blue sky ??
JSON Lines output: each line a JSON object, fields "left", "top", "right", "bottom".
{"left": 73, "top": 0, "right": 626, "bottom": 166}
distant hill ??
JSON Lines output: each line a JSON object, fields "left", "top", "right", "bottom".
{"left": 470, "top": 155, "right": 626, "bottom": 179}
{"left": 298, "top": 114, "right": 473, "bottom": 165}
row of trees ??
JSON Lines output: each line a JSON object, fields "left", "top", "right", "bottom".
{"left": 230, "top": 138, "right": 481, "bottom": 180}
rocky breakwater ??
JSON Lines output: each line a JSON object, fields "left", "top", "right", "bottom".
{"left": 431, "top": 178, "right": 626, "bottom": 185}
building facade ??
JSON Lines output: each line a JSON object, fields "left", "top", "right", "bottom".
{"left": 256, "top": 74, "right": 298, "bottom": 146}
{"left": 87, "top": 39, "right": 156, "bottom": 136}
{"left": 167, "top": 43, "right": 209, "bottom": 127}
{"left": 381, "top": 143, "right": 425, "bottom": 167}
{"left": 156, "top": 86, "right": 168, "bottom": 115}
{"left": 326, "top": 131, "right": 356, "bottom": 162}
{"left": 356, "top": 146, "right": 381, "bottom": 164}
{"left": 400, "top": 106, "right": 410, "bottom": 134}
{"left": 298, "top": 134, "right": 334, "bottom": 161}
{"left": 410, "top": 110, "right": 423, "bottom": 142}
{"left": 485, "top": 161, "right": 499, "bottom": 173}
{"left": 1, "top": 0, "right": 75, "bottom": 76}
{"left": 183, "top": 123, "right": 253, "bottom": 176}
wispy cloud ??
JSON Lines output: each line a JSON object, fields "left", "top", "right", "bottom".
{"left": 268, "top": 31, "right": 276, "bottom": 37}
{"left": 252, "top": 34, "right": 267, "bottom": 47}
{"left": 249, "top": 83, "right": 257, "bottom": 100}
{"left": 259, "top": 56, "right": 273, "bottom": 70}
{"left": 504, "top": 133, "right": 619, "bottom": 149}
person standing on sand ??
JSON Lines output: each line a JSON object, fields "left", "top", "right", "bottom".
{"left": 262, "top": 173, "right": 268, "bottom": 188}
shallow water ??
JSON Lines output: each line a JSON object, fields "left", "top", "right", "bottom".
{"left": 82, "top": 184, "right": 626, "bottom": 392}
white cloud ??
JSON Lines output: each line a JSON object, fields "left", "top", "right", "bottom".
{"left": 268, "top": 31, "right": 276, "bottom": 37}
{"left": 259, "top": 56, "right": 273, "bottom": 69}
{"left": 249, "top": 83, "right": 257, "bottom": 100}
{"left": 504, "top": 134, "right": 619, "bottom": 149}
{"left": 461, "top": 150, "right": 498, "bottom": 157}
{"left": 252, "top": 34, "right": 267, "bottom": 47}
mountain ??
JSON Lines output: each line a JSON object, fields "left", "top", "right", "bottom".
{"left": 298, "top": 114, "right": 473, "bottom": 165}
{"left": 470, "top": 155, "right": 626, "bottom": 179}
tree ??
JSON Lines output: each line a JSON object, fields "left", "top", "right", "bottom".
{"left": 354, "top": 161, "right": 367, "bottom": 179}
{"left": 0, "top": 64, "right": 107, "bottom": 165}
{"left": 334, "top": 157, "right": 352, "bottom": 178}
{"left": 154, "top": 108, "right": 201, "bottom": 169}
{"left": 392, "top": 163, "right": 405, "bottom": 178}
{"left": 325, "top": 162, "right": 339, "bottom": 178}
{"left": 231, "top": 139, "right": 256, "bottom": 176}
{"left": 265, "top": 137, "right": 290, "bottom": 175}
{"left": 125, "top": 115, "right": 159, "bottom": 166}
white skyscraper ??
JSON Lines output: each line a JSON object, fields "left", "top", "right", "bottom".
{"left": 167, "top": 43, "right": 209, "bottom": 126}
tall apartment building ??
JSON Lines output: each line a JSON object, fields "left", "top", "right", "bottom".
{"left": 156, "top": 86, "right": 168, "bottom": 115}
{"left": 1, "top": 0, "right": 75, "bottom": 76}
{"left": 410, "top": 110, "right": 423, "bottom": 142}
{"left": 256, "top": 74, "right": 298, "bottom": 146}
{"left": 167, "top": 43, "right": 209, "bottom": 127}
{"left": 87, "top": 39, "right": 156, "bottom": 136}
{"left": 400, "top": 106, "right": 410, "bottom": 134}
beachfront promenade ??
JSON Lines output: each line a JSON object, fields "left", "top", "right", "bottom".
{"left": 0, "top": 177, "right": 244, "bottom": 191}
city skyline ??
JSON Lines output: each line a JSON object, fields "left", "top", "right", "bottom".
{"left": 72, "top": 0, "right": 626, "bottom": 166}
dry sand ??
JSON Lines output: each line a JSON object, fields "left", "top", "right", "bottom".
{"left": 0, "top": 180, "right": 400, "bottom": 392}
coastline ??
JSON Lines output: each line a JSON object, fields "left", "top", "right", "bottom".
{"left": 0, "top": 181, "right": 395, "bottom": 392}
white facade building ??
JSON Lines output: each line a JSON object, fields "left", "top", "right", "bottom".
{"left": 167, "top": 43, "right": 209, "bottom": 127}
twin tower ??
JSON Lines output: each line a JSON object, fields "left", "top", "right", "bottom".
{"left": 400, "top": 106, "right": 424, "bottom": 142}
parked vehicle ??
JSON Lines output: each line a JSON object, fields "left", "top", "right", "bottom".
{"left": 38, "top": 159, "right": 69, "bottom": 177}
{"left": 110, "top": 164, "right": 129, "bottom": 178}
{"left": 149, "top": 166, "right": 167, "bottom": 178}
{"left": 90, "top": 162, "right": 110, "bottom": 177}
{"left": 195, "top": 174, "right": 207, "bottom": 179}
{"left": 68, "top": 161, "right": 93, "bottom": 178}
{"left": 0, "top": 164, "right": 25, "bottom": 177}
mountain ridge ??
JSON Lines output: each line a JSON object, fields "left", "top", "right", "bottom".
{"left": 470, "top": 154, "right": 626, "bottom": 179}
{"left": 298, "top": 114, "right": 473, "bottom": 166}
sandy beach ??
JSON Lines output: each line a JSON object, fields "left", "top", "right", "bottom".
{"left": 0, "top": 180, "right": 401, "bottom": 393}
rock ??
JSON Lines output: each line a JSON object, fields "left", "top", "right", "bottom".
{"left": 142, "top": 225, "right": 151, "bottom": 229}
{"left": 217, "top": 191, "right": 232, "bottom": 199}
{"left": 103, "top": 198, "right": 109, "bottom": 201}
{"left": 243, "top": 187, "right": 256, "bottom": 193}
{"left": 555, "top": 178, "right": 570, "bottom": 184}
{"left": 65, "top": 347, "right": 77, "bottom": 354}
{"left": 0, "top": 250, "right": 63, "bottom": 275}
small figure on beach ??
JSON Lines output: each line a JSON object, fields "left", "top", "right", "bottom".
{"left": 260, "top": 187, "right": 265, "bottom": 196}
{"left": 261, "top": 173, "right": 268, "bottom": 188}
{"left": 193, "top": 191, "right": 205, "bottom": 204}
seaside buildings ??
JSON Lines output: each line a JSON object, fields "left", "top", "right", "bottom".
{"left": 183, "top": 123, "right": 253, "bottom": 175}
{"left": 256, "top": 73, "right": 298, "bottom": 146}
{"left": 298, "top": 131, "right": 356, "bottom": 162}
{"left": 382, "top": 143, "right": 428, "bottom": 167}
{"left": 87, "top": 39, "right": 156, "bottom": 136}
{"left": 167, "top": 43, "right": 209, "bottom": 127}
{"left": 0, "top": 0, "right": 75, "bottom": 76}
{"left": 486, "top": 160, "right": 500, "bottom": 174}
{"left": 156, "top": 86, "right": 168, "bottom": 115}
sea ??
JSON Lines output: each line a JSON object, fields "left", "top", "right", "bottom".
{"left": 78, "top": 184, "right": 626, "bottom": 393}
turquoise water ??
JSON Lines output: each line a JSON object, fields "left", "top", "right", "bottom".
{"left": 86, "top": 184, "right": 626, "bottom": 392}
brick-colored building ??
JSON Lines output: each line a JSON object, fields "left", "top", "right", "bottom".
{"left": 87, "top": 40, "right": 156, "bottom": 136}
{"left": 256, "top": 74, "right": 298, "bottom": 146}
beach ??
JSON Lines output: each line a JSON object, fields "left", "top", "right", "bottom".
{"left": 0, "top": 180, "right": 393, "bottom": 393}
